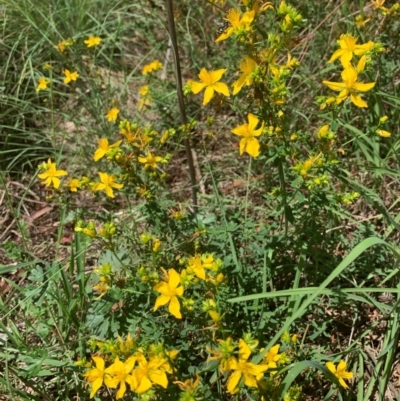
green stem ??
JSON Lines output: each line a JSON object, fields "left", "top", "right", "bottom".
{"left": 165, "top": 0, "right": 197, "bottom": 210}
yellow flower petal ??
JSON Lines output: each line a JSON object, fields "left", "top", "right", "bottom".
{"left": 89, "top": 377, "right": 102, "bottom": 398}
{"left": 227, "top": 370, "right": 242, "bottom": 394}
{"left": 352, "top": 82, "right": 376, "bottom": 92}
{"left": 350, "top": 93, "right": 368, "bottom": 108}
{"left": 212, "top": 82, "right": 230, "bottom": 97}
{"left": 243, "top": 372, "right": 258, "bottom": 387}
{"left": 232, "top": 73, "right": 248, "bottom": 95}
{"left": 203, "top": 86, "right": 215, "bottom": 105}
{"left": 116, "top": 381, "right": 127, "bottom": 399}
{"left": 322, "top": 80, "right": 347, "bottom": 91}
{"left": 215, "top": 27, "right": 234, "bottom": 42}
{"left": 149, "top": 370, "right": 168, "bottom": 388}
{"left": 244, "top": 137, "right": 260, "bottom": 157}
{"left": 169, "top": 269, "right": 181, "bottom": 288}
{"left": 135, "top": 375, "right": 152, "bottom": 394}
{"left": 376, "top": 129, "right": 391, "bottom": 137}
{"left": 208, "top": 68, "right": 228, "bottom": 83}
{"left": 188, "top": 80, "right": 206, "bottom": 94}
{"left": 169, "top": 296, "right": 182, "bottom": 319}
{"left": 154, "top": 294, "right": 170, "bottom": 310}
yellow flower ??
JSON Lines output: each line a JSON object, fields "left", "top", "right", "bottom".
{"left": 209, "top": 310, "right": 221, "bottom": 323}
{"left": 355, "top": 15, "right": 371, "bottom": 28}
{"left": 376, "top": 129, "right": 391, "bottom": 137}
{"left": 326, "top": 360, "right": 353, "bottom": 388}
{"left": 106, "top": 107, "right": 120, "bottom": 122}
{"left": 152, "top": 238, "right": 161, "bottom": 252}
{"left": 38, "top": 159, "right": 68, "bottom": 189}
{"left": 174, "top": 375, "right": 200, "bottom": 401}
{"left": 187, "top": 255, "right": 206, "bottom": 279}
{"left": 118, "top": 333, "right": 135, "bottom": 355}
{"left": 322, "top": 60, "right": 375, "bottom": 108}
{"left": 206, "top": 337, "right": 236, "bottom": 372}
{"left": 104, "top": 356, "right": 137, "bottom": 399}
{"left": 83, "top": 356, "right": 107, "bottom": 398}
{"left": 226, "top": 339, "right": 268, "bottom": 394}
{"left": 142, "top": 60, "right": 163, "bottom": 75}
{"left": 231, "top": 113, "right": 264, "bottom": 158}
{"left": 92, "top": 172, "right": 124, "bottom": 198}
{"left": 63, "top": 69, "right": 79, "bottom": 84}
{"left": 55, "top": 41, "right": 66, "bottom": 52}
{"left": 251, "top": 0, "right": 274, "bottom": 15}
{"left": 67, "top": 178, "right": 80, "bottom": 192}
{"left": 293, "top": 153, "right": 322, "bottom": 177}
{"left": 232, "top": 56, "right": 257, "bottom": 95}
{"left": 84, "top": 35, "right": 102, "bottom": 47}
{"left": 92, "top": 276, "right": 111, "bottom": 299}
{"left": 187, "top": 68, "right": 230, "bottom": 105}
{"left": 37, "top": 77, "right": 50, "bottom": 92}
{"left": 187, "top": 254, "right": 217, "bottom": 280}
{"left": 93, "top": 138, "right": 122, "bottom": 161}
{"left": 54, "top": 38, "right": 74, "bottom": 52}
{"left": 371, "top": 0, "right": 388, "bottom": 10}
{"left": 216, "top": 9, "right": 255, "bottom": 42}
{"left": 138, "top": 151, "right": 163, "bottom": 169}
{"left": 263, "top": 344, "right": 281, "bottom": 370}
{"left": 139, "top": 85, "right": 149, "bottom": 96}
{"left": 138, "top": 85, "right": 152, "bottom": 110}
{"left": 328, "top": 34, "right": 374, "bottom": 68}
{"left": 174, "top": 374, "right": 200, "bottom": 391}
{"left": 132, "top": 352, "right": 169, "bottom": 393}
{"left": 153, "top": 268, "right": 184, "bottom": 319}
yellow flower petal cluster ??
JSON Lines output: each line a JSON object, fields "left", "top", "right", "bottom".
{"left": 187, "top": 68, "right": 230, "bottom": 106}
{"left": 37, "top": 159, "right": 68, "bottom": 189}
{"left": 138, "top": 151, "right": 163, "bottom": 169}
{"left": 37, "top": 77, "right": 50, "bottom": 92}
{"left": 232, "top": 56, "right": 257, "bottom": 95}
{"left": 83, "top": 356, "right": 107, "bottom": 398}
{"left": 153, "top": 269, "right": 184, "bottom": 319}
{"left": 63, "top": 69, "right": 79, "bottom": 84}
{"left": 326, "top": 360, "right": 353, "bottom": 388}
{"left": 93, "top": 138, "right": 122, "bottom": 161}
{"left": 187, "top": 254, "right": 217, "bottom": 280}
{"left": 107, "top": 107, "right": 120, "bottom": 122}
{"left": 376, "top": 129, "right": 391, "bottom": 137}
{"left": 263, "top": 344, "right": 281, "bottom": 370}
{"left": 105, "top": 357, "right": 136, "bottom": 399}
{"left": 206, "top": 337, "right": 236, "bottom": 372}
{"left": 92, "top": 172, "right": 124, "bottom": 198}
{"left": 133, "top": 352, "right": 168, "bottom": 393}
{"left": 215, "top": 9, "right": 255, "bottom": 42}
{"left": 142, "top": 60, "right": 163, "bottom": 75}
{"left": 225, "top": 339, "right": 268, "bottom": 394}
{"left": 67, "top": 178, "right": 80, "bottom": 192}
{"left": 84, "top": 35, "right": 102, "bottom": 47}
{"left": 83, "top": 347, "right": 175, "bottom": 399}
{"left": 322, "top": 59, "right": 375, "bottom": 108}
{"left": 138, "top": 85, "right": 152, "bottom": 110}
{"left": 328, "top": 34, "right": 374, "bottom": 68}
{"left": 231, "top": 113, "right": 264, "bottom": 158}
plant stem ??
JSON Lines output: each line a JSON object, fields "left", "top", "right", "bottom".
{"left": 165, "top": 0, "right": 197, "bottom": 210}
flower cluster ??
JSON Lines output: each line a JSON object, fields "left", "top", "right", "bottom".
{"left": 83, "top": 337, "right": 178, "bottom": 399}
{"left": 38, "top": 117, "right": 172, "bottom": 200}
{"left": 207, "top": 336, "right": 288, "bottom": 395}
{"left": 37, "top": 35, "right": 101, "bottom": 92}
{"left": 322, "top": 34, "right": 379, "bottom": 108}
{"left": 185, "top": 0, "right": 302, "bottom": 160}
{"left": 140, "top": 253, "right": 225, "bottom": 320}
